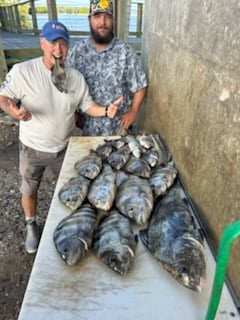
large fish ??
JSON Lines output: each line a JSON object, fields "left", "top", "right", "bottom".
{"left": 58, "top": 175, "right": 90, "bottom": 211}
{"left": 93, "top": 209, "right": 138, "bottom": 276}
{"left": 115, "top": 175, "right": 154, "bottom": 225}
{"left": 74, "top": 151, "right": 102, "bottom": 180}
{"left": 88, "top": 164, "right": 116, "bottom": 211}
{"left": 140, "top": 184, "right": 206, "bottom": 292}
{"left": 53, "top": 203, "right": 97, "bottom": 266}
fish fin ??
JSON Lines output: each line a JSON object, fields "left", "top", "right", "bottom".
{"left": 124, "top": 245, "right": 135, "bottom": 258}
{"left": 139, "top": 229, "right": 149, "bottom": 248}
{"left": 79, "top": 238, "right": 88, "bottom": 251}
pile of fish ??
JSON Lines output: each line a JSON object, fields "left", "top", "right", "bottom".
{"left": 53, "top": 132, "right": 206, "bottom": 292}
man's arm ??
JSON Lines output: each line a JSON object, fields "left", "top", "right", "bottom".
{"left": 85, "top": 96, "right": 123, "bottom": 119}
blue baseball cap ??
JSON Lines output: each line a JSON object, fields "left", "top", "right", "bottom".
{"left": 41, "top": 20, "right": 69, "bottom": 43}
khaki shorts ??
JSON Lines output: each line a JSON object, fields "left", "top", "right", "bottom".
{"left": 19, "top": 141, "right": 66, "bottom": 195}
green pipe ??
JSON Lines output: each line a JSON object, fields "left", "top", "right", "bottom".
{"left": 205, "top": 220, "right": 240, "bottom": 320}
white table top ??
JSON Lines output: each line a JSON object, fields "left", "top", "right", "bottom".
{"left": 18, "top": 136, "right": 239, "bottom": 320}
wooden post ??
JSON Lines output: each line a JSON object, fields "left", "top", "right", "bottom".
{"left": 7, "top": 7, "right": 14, "bottom": 32}
{"left": 30, "top": 0, "right": 39, "bottom": 34}
{"left": 14, "top": 5, "right": 22, "bottom": 33}
{"left": 47, "top": 0, "right": 58, "bottom": 21}
{"left": 136, "top": 3, "right": 143, "bottom": 38}
{"left": 115, "top": 0, "right": 131, "bottom": 41}
{"left": 0, "top": 38, "right": 8, "bottom": 83}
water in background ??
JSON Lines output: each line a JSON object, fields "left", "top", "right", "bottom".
{"left": 37, "top": 14, "right": 90, "bottom": 32}
{"left": 36, "top": 5, "right": 142, "bottom": 33}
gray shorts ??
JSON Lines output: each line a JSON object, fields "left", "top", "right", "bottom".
{"left": 19, "top": 141, "right": 66, "bottom": 195}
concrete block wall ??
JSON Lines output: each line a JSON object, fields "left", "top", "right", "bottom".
{"left": 138, "top": 0, "right": 240, "bottom": 305}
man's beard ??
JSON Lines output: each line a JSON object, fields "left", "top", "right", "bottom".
{"left": 90, "top": 25, "right": 114, "bottom": 44}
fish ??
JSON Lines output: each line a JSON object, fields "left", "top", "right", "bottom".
{"left": 124, "top": 156, "right": 151, "bottom": 178}
{"left": 88, "top": 164, "right": 116, "bottom": 211}
{"left": 140, "top": 184, "right": 206, "bottom": 292}
{"left": 124, "top": 134, "right": 142, "bottom": 158}
{"left": 106, "top": 144, "right": 131, "bottom": 170}
{"left": 142, "top": 148, "right": 159, "bottom": 168}
{"left": 136, "top": 132, "right": 155, "bottom": 149}
{"left": 74, "top": 151, "right": 102, "bottom": 180}
{"left": 58, "top": 175, "right": 91, "bottom": 211}
{"left": 107, "top": 137, "right": 126, "bottom": 150}
{"left": 93, "top": 209, "right": 138, "bottom": 276}
{"left": 95, "top": 141, "right": 113, "bottom": 159}
{"left": 149, "top": 161, "right": 178, "bottom": 198}
{"left": 151, "top": 134, "right": 171, "bottom": 165}
{"left": 115, "top": 174, "right": 154, "bottom": 225}
{"left": 53, "top": 203, "right": 97, "bottom": 266}
{"left": 51, "top": 57, "right": 67, "bottom": 93}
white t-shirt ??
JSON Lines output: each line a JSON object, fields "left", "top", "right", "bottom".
{"left": 0, "top": 57, "right": 93, "bottom": 152}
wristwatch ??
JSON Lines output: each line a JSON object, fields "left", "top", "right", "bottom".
{"left": 105, "top": 105, "right": 109, "bottom": 117}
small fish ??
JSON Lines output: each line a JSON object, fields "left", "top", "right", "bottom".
{"left": 124, "top": 135, "right": 141, "bottom": 158}
{"left": 74, "top": 151, "right": 102, "bottom": 180}
{"left": 53, "top": 203, "right": 97, "bottom": 266}
{"left": 140, "top": 184, "right": 206, "bottom": 292}
{"left": 58, "top": 175, "right": 90, "bottom": 211}
{"left": 106, "top": 144, "right": 131, "bottom": 170}
{"left": 142, "top": 148, "right": 159, "bottom": 168}
{"left": 88, "top": 164, "right": 116, "bottom": 211}
{"left": 149, "top": 161, "right": 178, "bottom": 198}
{"left": 136, "top": 132, "right": 155, "bottom": 149}
{"left": 95, "top": 141, "right": 113, "bottom": 159}
{"left": 124, "top": 156, "right": 151, "bottom": 178}
{"left": 151, "top": 134, "right": 171, "bottom": 165}
{"left": 108, "top": 138, "right": 126, "bottom": 150}
{"left": 115, "top": 174, "right": 154, "bottom": 225}
{"left": 51, "top": 57, "right": 67, "bottom": 93}
{"left": 93, "top": 209, "right": 138, "bottom": 276}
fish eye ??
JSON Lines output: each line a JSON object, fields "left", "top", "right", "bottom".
{"left": 179, "top": 266, "right": 188, "bottom": 274}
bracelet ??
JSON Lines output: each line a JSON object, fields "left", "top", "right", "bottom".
{"left": 105, "top": 105, "right": 109, "bottom": 117}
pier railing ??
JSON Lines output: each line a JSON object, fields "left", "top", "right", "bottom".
{"left": 0, "top": 0, "right": 143, "bottom": 38}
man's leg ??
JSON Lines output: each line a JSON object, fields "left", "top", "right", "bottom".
{"left": 19, "top": 142, "right": 43, "bottom": 254}
{"left": 22, "top": 193, "right": 41, "bottom": 254}
{"left": 22, "top": 193, "right": 37, "bottom": 219}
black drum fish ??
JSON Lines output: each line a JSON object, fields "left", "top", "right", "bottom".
{"left": 140, "top": 184, "right": 206, "bottom": 292}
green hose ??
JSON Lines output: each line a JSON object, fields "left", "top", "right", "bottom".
{"left": 205, "top": 220, "right": 240, "bottom": 320}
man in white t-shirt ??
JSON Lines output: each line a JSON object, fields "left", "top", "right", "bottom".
{"left": 0, "top": 20, "right": 122, "bottom": 254}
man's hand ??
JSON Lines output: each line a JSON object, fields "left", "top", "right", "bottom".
{"left": 107, "top": 96, "right": 123, "bottom": 118}
{"left": 120, "top": 109, "right": 138, "bottom": 129}
{"left": 7, "top": 99, "right": 32, "bottom": 121}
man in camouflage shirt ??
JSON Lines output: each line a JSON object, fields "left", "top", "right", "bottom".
{"left": 66, "top": 0, "right": 148, "bottom": 136}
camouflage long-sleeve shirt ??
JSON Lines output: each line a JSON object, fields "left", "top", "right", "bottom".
{"left": 66, "top": 37, "right": 148, "bottom": 136}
